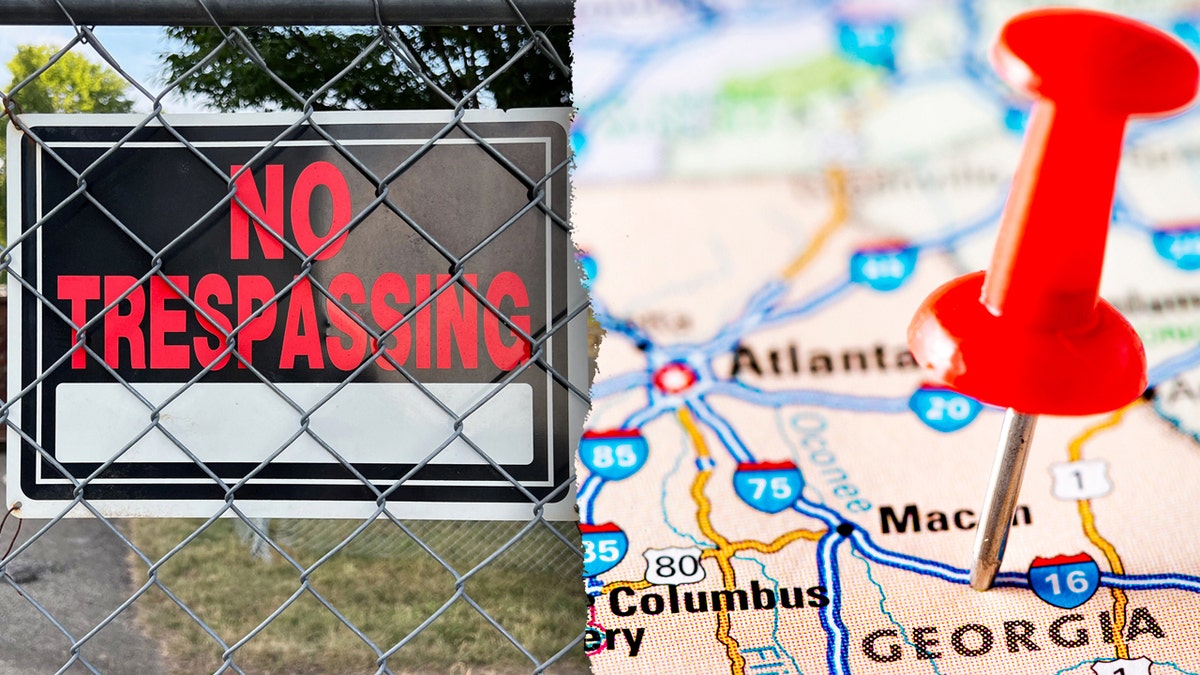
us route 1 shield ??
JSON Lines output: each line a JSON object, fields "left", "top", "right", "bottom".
{"left": 6, "top": 110, "right": 585, "bottom": 520}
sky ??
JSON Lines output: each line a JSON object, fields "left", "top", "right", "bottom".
{"left": 0, "top": 24, "right": 207, "bottom": 113}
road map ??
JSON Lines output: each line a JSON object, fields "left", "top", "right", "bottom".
{"left": 572, "top": 1, "right": 1200, "bottom": 673}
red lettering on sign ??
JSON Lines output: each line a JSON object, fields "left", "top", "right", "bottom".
{"left": 326, "top": 272, "right": 368, "bottom": 371}
{"left": 280, "top": 277, "right": 324, "bottom": 369}
{"left": 291, "top": 161, "right": 351, "bottom": 260}
{"left": 149, "top": 276, "right": 191, "bottom": 369}
{"left": 103, "top": 276, "right": 146, "bottom": 369}
{"left": 55, "top": 269, "right": 535, "bottom": 373}
{"left": 370, "top": 272, "right": 411, "bottom": 370}
{"left": 415, "top": 274, "right": 432, "bottom": 369}
{"left": 485, "top": 271, "right": 531, "bottom": 371}
{"left": 436, "top": 274, "right": 479, "bottom": 369}
{"left": 193, "top": 274, "right": 233, "bottom": 370}
{"left": 230, "top": 164, "right": 285, "bottom": 260}
{"left": 235, "top": 276, "right": 277, "bottom": 368}
{"left": 58, "top": 275, "right": 99, "bottom": 369}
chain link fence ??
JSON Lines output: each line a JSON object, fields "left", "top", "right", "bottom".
{"left": 0, "top": 1, "right": 586, "bottom": 673}
{"left": 261, "top": 519, "right": 584, "bottom": 577}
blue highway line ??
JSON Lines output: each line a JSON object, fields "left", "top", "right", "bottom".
{"left": 591, "top": 370, "right": 652, "bottom": 401}
{"left": 1111, "top": 192, "right": 1157, "bottom": 234}
{"left": 623, "top": 403, "right": 672, "bottom": 429}
{"left": 1103, "top": 571, "right": 1200, "bottom": 593}
{"left": 686, "top": 397, "right": 754, "bottom": 463}
{"left": 578, "top": 475, "right": 605, "bottom": 525}
{"left": 1148, "top": 344, "right": 1200, "bottom": 389}
{"left": 851, "top": 527, "right": 1028, "bottom": 589}
{"left": 909, "top": 196, "right": 1005, "bottom": 252}
{"left": 757, "top": 277, "right": 854, "bottom": 329}
{"left": 816, "top": 532, "right": 851, "bottom": 675}
{"left": 709, "top": 380, "right": 912, "bottom": 413}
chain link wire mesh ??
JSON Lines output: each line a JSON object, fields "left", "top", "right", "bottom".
{"left": 0, "top": 1, "right": 587, "bottom": 673}
{"left": 258, "top": 519, "right": 584, "bottom": 577}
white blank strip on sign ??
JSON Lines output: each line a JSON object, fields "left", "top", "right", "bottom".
{"left": 54, "top": 382, "right": 534, "bottom": 466}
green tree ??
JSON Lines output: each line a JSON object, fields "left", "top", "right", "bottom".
{"left": 7, "top": 44, "right": 135, "bottom": 114}
{"left": 160, "top": 26, "right": 570, "bottom": 111}
{"left": 1, "top": 45, "right": 135, "bottom": 243}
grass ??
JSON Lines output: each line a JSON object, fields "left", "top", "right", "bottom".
{"left": 124, "top": 313, "right": 603, "bottom": 673}
{"left": 127, "top": 519, "right": 590, "bottom": 674}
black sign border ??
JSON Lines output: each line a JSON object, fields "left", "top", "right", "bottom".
{"left": 11, "top": 111, "right": 576, "bottom": 517}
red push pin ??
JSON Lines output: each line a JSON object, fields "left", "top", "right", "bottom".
{"left": 908, "top": 9, "right": 1198, "bottom": 591}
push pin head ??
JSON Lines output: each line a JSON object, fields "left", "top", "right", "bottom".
{"left": 910, "top": 8, "right": 1198, "bottom": 415}
{"left": 907, "top": 8, "right": 1198, "bottom": 590}
{"left": 994, "top": 9, "right": 1199, "bottom": 117}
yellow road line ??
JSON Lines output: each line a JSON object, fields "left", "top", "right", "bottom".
{"left": 712, "top": 551, "right": 746, "bottom": 675}
{"left": 677, "top": 408, "right": 743, "bottom": 673}
{"left": 1067, "top": 401, "right": 1141, "bottom": 659}
{"left": 728, "top": 529, "right": 825, "bottom": 554}
{"left": 691, "top": 470, "right": 732, "bottom": 550}
{"left": 679, "top": 407, "right": 711, "bottom": 459}
{"left": 675, "top": 407, "right": 826, "bottom": 673}
{"left": 782, "top": 167, "right": 849, "bottom": 280}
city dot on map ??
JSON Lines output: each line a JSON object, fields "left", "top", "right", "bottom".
{"left": 652, "top": 362, "right": 698, "bottom": 394}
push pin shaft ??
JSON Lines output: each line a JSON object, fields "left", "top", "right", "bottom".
{"left": 970, "top": 409, "right": 1036, "bottom": 591}
{"left": 908, "top": 9, "right": 1197, "bottom": 590}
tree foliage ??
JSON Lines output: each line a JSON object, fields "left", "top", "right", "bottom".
{"left": 160, "top": 26, "right": 570, "bottom": 111}
{"left": 1, "top": 45, "right": 135, "bottom": 240}
{"left": 7, "top": 44, "right": 135, "bottom": 114}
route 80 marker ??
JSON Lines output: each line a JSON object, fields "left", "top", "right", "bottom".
{"left": 643, "top": 546, "right": 706, "bottom": 585}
